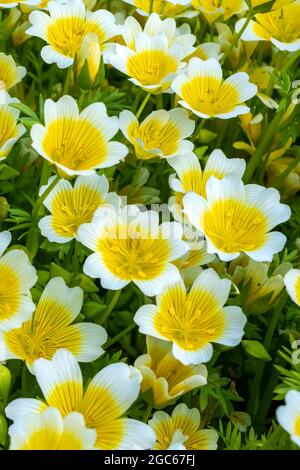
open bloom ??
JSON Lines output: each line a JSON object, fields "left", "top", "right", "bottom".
{"left": 9, "top": 408, "right": 97, "bottom": 450}
{"left": 109, "top": 32, "right": 186, "bottom": 94}
{"left": 149, "top": 404, "right": 218, "bottom": 450}
{"left": 0, "top": 231, "right": 37, "bottom": 332}
{"left": 134, "top": 336, "right": 207, "bottom": 408}
{"left": 236, "top": 1, "right": 300, "bottom": 52}
{"left": 0, "top": 277, "right": 107, "bottom": 371}
{"left": 184, "top": 174, "right": 291, "bottom": 262}
{"left": 122, "top": 0, "right": 192, "bottom": 18}
{"left": 31, "top": 95, "right": 127, "bottom": 176}
{"left": 171, "top": 58, "right": 257, "bottom": 119}
{"left": 0, "top": 91, "right": 26, "bottom": 161}
{"left": 0, "top": 53, "right": 26, "bottom": 91}
{"left": 135, "top": 269, "right": 246, "bottom": 365}
{"left": 284, "top": 269, "right": 300, "bottom": 306}
{"left": 26, "top": 0, "right": 118, "bottom": 68}
{"left": 276, "top": 390, "right": 300, "bottom": 447}
{"left": 119, "top": 108, "right": 195, "bottom": 160}
{"left": 38, "top": 174, "right": 118, "bottom": 243}
{"left": 77, "top": 205, "right": 188, "bottom": 296}
{"left": 6, "top": 349, "right": 156, "bottom": 450}
{"left": 191, "top": 0, "right": 247, "bottom": 24}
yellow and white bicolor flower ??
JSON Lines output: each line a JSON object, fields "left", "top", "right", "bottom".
{"left": 0, "top": 277, "right": 107, "bottom": 371}
{"left": 236, "top": 1, "right": 300, "bottom": 52}
{"left": 149, "top": 404, "right": 218, "bottom": 450}
{"left": 0, "top": 231, "right": 37, "bottom": 332}
{"left": 0, "top": 91, "right": 26, "bottom": 161}
{"left": 122, "top": 0, "right": 192, "bottom": 18}
{"left": 276, "top": 390, "right": 300, "bottom": 447}
{"left": 135, "top": 269, "right": 246, "bottom": 365}
{"left": 184, "top": 174, "right": 291, "bottom": 262}
{"left": 191, "top": 0, "right": 247, "bottom": 24}
{"left": 6, "top": 349, "right": 156, "bottom": 450}
{"left": 121, "top": 13, "right": 196, "bottom": 59}
{"left": 26, "top": 0, "right": 119, "bottom": 68}
{"left": 0, "top": 0, "right": 39, "bottom": 8}
{"left": 186, "top": 42, "right": 222, "bottom": 62}
{"left": 284, "top": 269, "right": 300, "bottom": 306}
{"left": 134, "top": 336, "right": 207, "bottom": 408}
{"left": 0, "top": 53, "right": 26, "bottom": 91}
{"left": 77, "top": 205, "right": 189, "bottom": 296}
{"left": 109, "top": 32, "right": 186, "bottom": 94}
{"left": 9, "top": 408, "right": 97, "bottom": 450}
{"left": 20, "top": 0, "right": 97, "bottom": 11}
{"left": 31, "top": 95, "right": 127, "bottom": 176}
{"left": 119, "top": 108, "right": 195, "bottom": 160}
{"left": 171, "top": 58, "right": 257, "bottom": 119}
{"left": 38, "top": 174, "right": 118, "bottom": 243}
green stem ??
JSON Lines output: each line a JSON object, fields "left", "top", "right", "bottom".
{"left": 220, "top": 10, "right": 253, "bottom": 65}
{"left": 32, "top": 174, "right": 61, "bottom": 221}
{"left": 282, "top": 50, "right": 300, "bottom": 73}
{"left": 156, "top": 94, "right": 163, "bottom": 110}
{"left": 104, "top": 322, "right": 136, "bottom": 348}
{"left": 63, "top": 67, "right": 72, "bottom": 95}
{"left": 136, "top": 92, "right": 151, "bottom": 119}
{"left": 72, "top": 240, "right": 80, "bottom": 272}
{"left": 99, "top": 289, "right": 122, "bottom": 325}
{"left": 21, "top": 363, "right": 27, "bottom": 397}
{"left": 194, "top": 118, "right": 206, "bottom": 141}
{"left": 143, "top": 403, "right": 152, "bottom": 423}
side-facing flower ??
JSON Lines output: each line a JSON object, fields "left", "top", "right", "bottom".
{"left": 276, "top": 390, "right": 300, "bottom": 447}
{"left": 135, "top": 269, "right": 246, "bottom": 365}
{"left": 9, "top": 408, "right": 97, "bottom": 450}
{"left": 0, "top": 53, "right": 26, "bottom": 91}
{"left": 77, "top": 205, "right": 189, "bottom": 296}
{"left": 149, "top": 403, "right": 218, "bottom": 450}
{"left": 0, "top": 91, "right": 26, "bottom": 161}
{"left": 184, "top": 174, "right": 291, "bottom": 262}
{"left": 0, "top": 231, "right": 37, "bottom": 332}
{"left": 134, "top": 336, "right": 207, "bottom": 408}
{"left": 31, "top": 95, "right": 127, "bottom": 176}
{"left": 6, "top": 349, "right": 156, "bottom": 450}
{"left": 122, "top": 0, "right": 192, "bottom": 18}
{"left": 0, "top": 277, "right": 107, "bottom": 371}
{"left": 38, "top": 174, "right": 118, "bottom": 243}
{"left": 119, "top": 108, "right": 195, "bottom": 160}
{"left": 191, "top": 0, "right": 247, "bottom": 24}
{"left": 284, "top": 269, "right": 300, "bottom": 306}
{"left": 171, "top": 58, "right": 257, "bottom": 119}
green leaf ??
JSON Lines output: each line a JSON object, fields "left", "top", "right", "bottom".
{"left": 10, "top": 102, "right": 39, "bottom": 121}
{"left": 0, "top": 164, "right": 20, "bottom": 181}
{"left": 242, "top": 340, "right": 272, "bottom": 361}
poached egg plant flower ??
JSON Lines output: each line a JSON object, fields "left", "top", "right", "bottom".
{"left": 77, "top": 205, "right": 189, "bottom": 296}
{"left": 0, "top": 0, "right": 39, "bottom": 8}
{"left": 184, "top": 174, "right": 291, "bottom": 262}
{"left": 122, "top": 0, "right": 192, "bottom": 18}
{"left": 0, "top": 53, "right": 26, "bottom": 91}
{"left": 31, "top": 95, "right": 128, "bottom": 176}
{"left": 135, "top": 269, "right": 246, "bottom": 365}
{"left": 171, "top": 58, "right": 257, "bottom": 119}
{"left": 5, "top": 349, "right": 156, "bottom": 450}
{"left": 276, "top": 390, "right": 300, "bottom": 447}
{"left": 0, "top": 91, "right": 26, "bottom": 161}
{"left": 191, "top": 0, "right": 247, "bottom": 24}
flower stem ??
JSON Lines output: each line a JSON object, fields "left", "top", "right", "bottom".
{"left": 63, "top": 67, "right": 72, "bottom": 95}
{"left": 99, "top": 289, "right": 122, "bottom": 325}
{"left": 104, "top": 322, "right": 136, "bottom": 348}
{"left": 220, "top": 10, "right": 253, "bottom": 65}
{"left": 143, "top": 403, "right": 152, "bottom": 423}
{"left": 136, "top": 92, "right": 151, "bottom": 119}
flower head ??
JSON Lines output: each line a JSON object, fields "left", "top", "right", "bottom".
{"left": 31, "top": 95, "right": 127, "bottom": 176}
{"left": 192, "top": 0, "right": 247, "bottom": 24}
{"left": 119, "top": 108, "right": 195, "bottom": 160}
{"left": 77, "top": 205, "right": 188, "bottom": 296}
{"left": 172, "top": 58, "right": 257, "bottom": 119}
{"left": 26, "top": 0, "right": 118, "bottom": 68}
{"left": 38, "top": 174, "right": 118, "bottom": 243}
{"left": 0, "top": 0, "right": 39, "bottom": 8}
{"left": 9, "top": 408, "right": 97, "bottom": 450}
{"left": 0, "top": 91, "right": 26, "bottom": 161}
{"left": 135, "top": 269, "right": 246, "bottom": 365}
{"left": 0, "top": 231, "right": 37, "bottom": 332}
{"left": 122, "top": 0, "right": 192, "bottom": 18}
{"left": 149, "top": 403, "right": 218, "bottom": 450}
{"left": 6, "top": 349, "right": 155, "bottom": 450}
{"left": 236, "top": 1, "right": 300, "bottom": 51}
{"left": 184, "top": 174, "right": 291, "bottom": 262}
{"left": 0, "top": 277, "right": 107, "bottom": 371}
{"left": 276, "top": 390, "right": 300, "bottom": 447}
{"left": 134, "top": 336, "right": 207, "bottom": 408}
{"left": 0, "top": 53, "right": 26, "bottom": 91}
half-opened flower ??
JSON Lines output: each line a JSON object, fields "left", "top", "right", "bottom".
{"left": 119, "top": 108, "right": 195, "bottom": 160}
{"left": 236, "top": 1, "right": 300, "bottom": 52}
{"left": 149, "top": 404, "right": 218, "bottom": 450}
{"left": 0, "top": 53, "right": 26, "bottom": 91}
{"left": 0, "top": 231, "right": 37, "bottom": 332}
{"left": 0, "top": 277, "right": 107, "bottom": 371}
{"left": 6, "top": 349, "right": 156, "bottom": 450}
{"left": 135, "top": 269, "right": 246, "bottom": 365}
{"left": 31, "top": 95, "right": 127, "bottom": 176}
{"left": 171, "top": 58, "right": 257, "bottom": 119}
{"left": 191, "top": 0, "right": 247, "bottom": 24}
{"left": 134, "top": 336, "right": 207, "bottom": 408}
{"left": 9, "top": 408, "right": 97, "bottom": 450}
{"left": 78, "top": 205, "right": 188, "bottom": 296}
{"left": 276, "top": 390, "right": 300, "bottom": 447}
{"left": 184, "top": 174, "right": 291, "bottom": 262}
{"left": 284, "top": 269, "right": 300, "bottom": 306}
{"left": 0, "top": 91, "right": 26, "bottom": 161}
{"left": 38, "top": 174, "right": 118, "bottom": 243}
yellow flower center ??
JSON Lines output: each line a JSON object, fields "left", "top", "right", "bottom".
{"left": 204, "top": 199, "right": 267, "bottom": 253}
{"left": 42, "top": 117, "right": 107, "bottom": 171}
{"left": 253, "top": 4, "right": 300, "bottom": 43}
{"left": 127, "top": 50, "right": 178, "bottom": 89}
{"left": 181, "top": 76, "right": 240, "bottom": 116}
{"left": 0, "top": 263, "right": 20, "bottom": 322}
